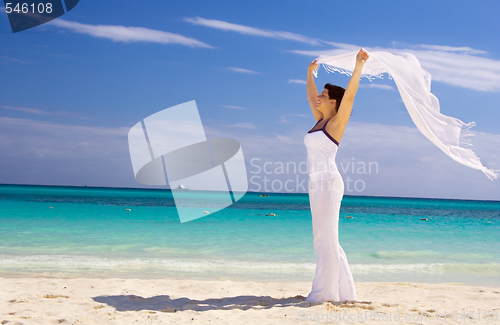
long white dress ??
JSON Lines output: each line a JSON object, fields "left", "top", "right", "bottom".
{"left": 303, "top": 117, "right": 357, "bottom": 302}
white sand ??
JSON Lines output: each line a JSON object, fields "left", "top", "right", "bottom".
{"left": 1, "top": 277, "right": 499, "bottom": 324}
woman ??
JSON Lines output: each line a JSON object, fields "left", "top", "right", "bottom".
{"left": 304, "top": 48, "right": 369, "bottom": 302}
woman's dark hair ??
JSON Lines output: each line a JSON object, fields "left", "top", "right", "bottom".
{"left": 324, "top": 83, "right": 345, "bottom": 112}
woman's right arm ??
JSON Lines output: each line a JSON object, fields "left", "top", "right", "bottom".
{"left": 307, "top": 60, "right": 323, "bottom": 121}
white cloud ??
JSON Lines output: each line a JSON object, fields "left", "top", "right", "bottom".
{"left": 50, "top": 19, "right": 213, "bottom": 48}
{"left": 0, "top": 117, "right": 126, "bottom": 157}
{"left": 279, "top": 115, "right": 290, "bottom": 124}
{"left": 339, "top": 122, "right": 500, "bottom": 197}
{"left": 321, "top": 41, "right": 361, "bottom": 51}
{"left": 236, "top": 121, "right": 500, "bottom": 199}
{"left": 226, "top": 67, "right": 259, "bottom": 74}
{"left": 184, "top": 17, "right": 321, "bottom": 45}
{"left": 221, "top": 105, "right": 247, "bottom": 110}
{"left": 1, "top": 105, "right": 91, "bottom": 119}
{"left": 359, "top": 84, "right": 394, "bottom": 90}
{"left": 0, "top": 117, "right": 133, "bottom": 187}
{"left": 0, "top": 56, "right": 29, "bottom": 64}
{"left": 288, "top": 79, "right": 307, "bottom": 85}
{"left": 186, "top": 17, "right": 499, "bottom": 92}
{"left": 1, "top": 116, "right": 498, "bottom": 198}
{"left": 276, "top": 135, "right": 292, "bottom": 142}
{"left": 279, "top": 113, "right": 309, "bottom": 124}
{"left": 287, "top": 40, "right": 359, "bottom": 57}
{"left": 2, "top": 105, "right": 50, "bottom": 115}
{"left": 414, "top": 44, "right": 488, "bottom": 55}
{"left": 395, "top": 49, "right": 500, "bottom": 92}
{"left": 291, "top": 49, "right": 350, "bottom": 57}
{"left": 226, "top": 122, "right": 257, "bottom": 129}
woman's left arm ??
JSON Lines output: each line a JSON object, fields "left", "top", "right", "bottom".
{"left": 335, "top": 49, "right": 369, "bottom": 126}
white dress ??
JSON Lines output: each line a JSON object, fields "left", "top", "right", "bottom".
{"left": 303, "top": 117, "right": 357, "bottom": 302}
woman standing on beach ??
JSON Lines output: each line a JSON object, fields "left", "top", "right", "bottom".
{"left": 304, "top": 48, "right": 369, "bottom": 302}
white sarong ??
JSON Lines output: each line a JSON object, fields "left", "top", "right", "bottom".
{"left": 315, "top": 50, "right": 498, "bottom": 180}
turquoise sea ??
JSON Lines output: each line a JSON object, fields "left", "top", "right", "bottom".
{"left": 0, "top": 184, "right": 499, "bottom": 286}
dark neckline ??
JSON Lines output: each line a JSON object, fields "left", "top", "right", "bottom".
{"left": 307, "top": 117, "right": 326, "bottom": 133}
{"left": 307, "top": 117, "right": 339, "bottom": 146}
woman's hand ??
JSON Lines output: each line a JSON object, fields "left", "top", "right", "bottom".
{"left": 308, "top": 59, "right": 318, "bottom": 73}
{"left": 356, "top": 49, "right": 369, "bottom": 65}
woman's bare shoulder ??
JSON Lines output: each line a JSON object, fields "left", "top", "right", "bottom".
{"left": 325, "top": 116, "right": 347, "bottom": 142}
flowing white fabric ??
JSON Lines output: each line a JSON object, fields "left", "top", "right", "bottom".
{"left": 314, "top": 50, "right": 499, "bottom": 180}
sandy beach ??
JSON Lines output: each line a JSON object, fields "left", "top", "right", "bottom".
{"left": 1, "top": 277, "right": 499, "bottom": 324}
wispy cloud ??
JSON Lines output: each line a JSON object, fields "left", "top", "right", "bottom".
{"left": 0, "top": 56, "right": 29, "bottom": 64}
{"left": 237, "top": 121, "right": 500, "bottom": 199}
{"left": 184, "top": 17, "right": 321, "bottom": 45}
{"left": 276, "top": 135, "right": 292, "bottom": 142}
{"left": 321, "top": 41, "right": 361, "bottom": 51}
{"left": 221, "top": 105, "right": 247, "bottom": 110}
{"left": 291, "top": 49, "right": 351, "bottom": 57}
{"left": 50, "top": 19, "right": 213, "bottom": 48}
{"left": 288, "top": 79, "right": 307, "bottom": 85}
{"left": 279, "top": 115, "right": 290, "bottom": 124}
{"left": 414, "top": 44, "right": 488, "bottom": 55}
{"left": 187, "top": 17, "right": 499, "bottom": 92}
{"left": 1, "top": 115, "right": 499, "bottom": 197}
{"left": 226, "top": 122, "right": 257, "bottom": 129}
{"left": 279, "top": 113, "right": 308, "bottom": 123}
{"left": 226, "top": 67, "right": 259, "bottom": 74}
{"left": 1, "top": 105, "right": 91, "bottom": 119}
{"left": 396, "top": 48, "right": 500, "bottom": 92}
{"left": 359, "top": 84, "right": 394, "bottom": 90}
{"left": 0, "top": 116, "right": 132, "bottom": 187}
{"left": 2, "top": 105, "right": 54, "bottom": 116}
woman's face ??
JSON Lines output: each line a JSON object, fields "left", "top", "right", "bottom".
{"left": 316, "top": 89, "right": 335, "bottom": 112}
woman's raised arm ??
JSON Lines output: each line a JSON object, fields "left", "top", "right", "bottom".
{"left": 335, "top": 49, "right": 369, "bottom": 126}
{"left": 307, "top": 60, "right": 323, "bottom": 121}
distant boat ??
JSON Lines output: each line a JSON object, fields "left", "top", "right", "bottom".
{"left": 174, "top": 183, "right": 189, "bottom": 190}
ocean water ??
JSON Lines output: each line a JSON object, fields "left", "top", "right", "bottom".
{"left": 0, "top": 184, "right": 499, "bottom": 286}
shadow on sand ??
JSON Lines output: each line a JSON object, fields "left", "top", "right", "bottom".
{"left": 93, "top": 294, "right": 317, "bottom": 312}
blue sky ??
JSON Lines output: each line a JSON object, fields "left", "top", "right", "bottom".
{"left": 1, "top": 0, "right": 500, "bottom": 200}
